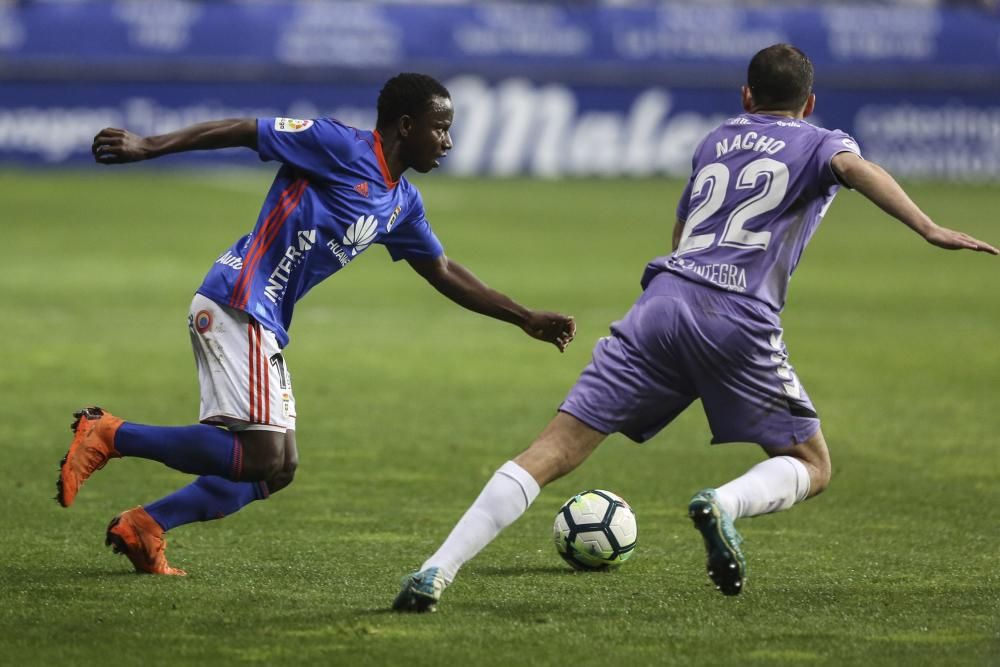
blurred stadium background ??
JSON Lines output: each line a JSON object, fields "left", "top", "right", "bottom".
{"left": 3, "top": 4, "right": 999, "bottom": 664}
{"left": 1, "top": 0, "right": 999, "bottom": 181}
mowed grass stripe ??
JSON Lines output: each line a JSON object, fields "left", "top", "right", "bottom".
{"left": 1, "top": 171, "right": 997, "bottom": 666}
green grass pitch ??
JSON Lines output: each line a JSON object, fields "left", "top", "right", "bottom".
{"left": 1, "top": 169, "right": 997, "bottom": 665}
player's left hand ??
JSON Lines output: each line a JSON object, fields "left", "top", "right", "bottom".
{"left": 925, "top": 226, "right": 999, "bottom": 255}
{"left": 522, "top": 311, "right": 576, "bottom": 352}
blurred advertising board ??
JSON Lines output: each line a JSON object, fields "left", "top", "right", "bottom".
{"left": 1, "top": 1, "right": 998, "bottom": 179}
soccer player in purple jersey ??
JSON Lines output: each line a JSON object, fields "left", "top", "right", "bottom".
{"left": 58, "top": 73, "right": 577, "bottom": 576}
{"left": 393, "top": 44, "right": 998, "bottom": 611}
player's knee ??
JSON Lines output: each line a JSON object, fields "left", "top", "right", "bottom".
{"left": 267, "top": 451, "right": 299, "bottom": 494}
{"left": 242, "top": 453, "right": 285, "bottom": 481}
{"left": 799, "top": 445, "right": 831, "bottom": 498}
{"left": 800, "top": 429, "right": 831, "bottom": 498}
{"left": 528, "top": 439, "right": 583, "bottom": 485}
{"left": 810, "top": 455, "right": 832, "bottom": 496}
{"left": 517, "top": 416, "right": 604, "bottom": 486}
{"left": 237, "top": 432, "right": 286, "bottom": 481}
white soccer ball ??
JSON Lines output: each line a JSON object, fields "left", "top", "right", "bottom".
{"left": 553, "top": 489, "right": 637, "bottom": 570}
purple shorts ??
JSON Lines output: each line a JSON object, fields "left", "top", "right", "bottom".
{"left": 560, "top": 272, "right": 820, "bottom": 448}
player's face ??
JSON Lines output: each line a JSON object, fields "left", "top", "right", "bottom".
{"left": 402, "top": 96, "right": 453, "bottom": 173}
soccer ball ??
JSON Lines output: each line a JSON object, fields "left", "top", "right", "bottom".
{"left": 553, "top": 489, "right": 637, "bottom": 570}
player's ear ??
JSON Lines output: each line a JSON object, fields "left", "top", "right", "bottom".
{"left": 802, "top": 93, "right": 816, "bottom": 118}
{"left": 397, "top": 114, "right": 414, "bottom": 139}
{"left": 741, "top": 86, "right": 753, "bottom": 112}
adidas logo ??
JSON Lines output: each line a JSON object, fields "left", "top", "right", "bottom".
{"left": 354, "top": 182, "right": 369, "bottom": 197}
{"left": 343, "top": 215, "right": 378, "bottom": 255}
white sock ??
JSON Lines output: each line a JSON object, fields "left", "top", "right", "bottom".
{"left": 714, "top": 456, "right": 811, "bottom": 520}
{"left": 420, "top": 461, "right": 540, "bottom": 584}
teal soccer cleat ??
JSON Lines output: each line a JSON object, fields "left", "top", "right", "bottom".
{"left": 688, "top": 489, "right": 747, "bottom": 596}
{"left": 392, "top": 567, "right": 447, "bottom": 613}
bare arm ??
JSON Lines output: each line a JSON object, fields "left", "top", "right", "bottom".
{"left": 92, "top": 118, "right": 258, "bottom": 164}
{"left": 407, "top": 255, "right": 576, "bottom": 352}
{"left": 831, "top": 152, "right": 998, "bottom": 255}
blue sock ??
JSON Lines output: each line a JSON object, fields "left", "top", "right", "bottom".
{"left": 145, "top": 476, "right": 270, "bottom": 532}
{"left": 115, "top": 423, "right": 245, "bottom": 479}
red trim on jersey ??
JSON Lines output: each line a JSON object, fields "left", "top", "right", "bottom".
{"left": 231, "top": 179, "right": 298, "bottom": 309}
{"left": 229, "top": 178, "right": 308, "bottom": 310}
{"left": 372, "top": 130, "right": 398, "bottom": 189}
{"left": 231, "top": 178, "right": 307, "bottom": 310}
{"left": 254, "top": 322, "right": 264, "bottom": 423}
{"left": 263, "top": 343, "right": 271, "bottom": 424}
{"left": 247, "top": 321, "right": 256, "bottom": 423}
{"left": 247, "top": 320, "right": 268, "bottom": 425}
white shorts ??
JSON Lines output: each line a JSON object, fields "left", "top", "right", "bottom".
{"left": 188, "top": 293, "right": 296, "bottom": 432}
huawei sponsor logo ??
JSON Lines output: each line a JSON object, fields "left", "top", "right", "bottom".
{"left": 342, "top": 215, "right": 378, "bottom": 255}
{"left": 326, "top": 215, "right": 379, "bottom": 267}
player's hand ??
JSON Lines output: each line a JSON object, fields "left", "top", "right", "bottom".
{"left": 925, "top": 226, "right": 999, "bottom": 255}
{"left": 521, "top": 311, "right": 576, "bottom": 352}
{"left": 92, "top": 128, "right": 150, "bottom": 164}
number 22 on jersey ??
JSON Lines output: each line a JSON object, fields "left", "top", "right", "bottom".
{"left": 676, "top": 157, "right": 789, "bottom": 256}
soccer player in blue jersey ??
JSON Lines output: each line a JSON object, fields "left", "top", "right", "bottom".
{"left": 59, "top": 73, "right": 577, "bottom": 576}
{"left": 393, "top": 44, "right": 998, "bottom": 611}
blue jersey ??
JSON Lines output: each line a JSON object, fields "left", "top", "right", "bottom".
{"left": 643, "top": 113, "right": 861, "bottom": 312}
{"left": 197, "top": 118, "right": 444, "bottom": 347}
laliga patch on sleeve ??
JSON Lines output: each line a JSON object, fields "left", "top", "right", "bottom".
{"left": 274, "top": 118, "right": 314, "bottom": 133}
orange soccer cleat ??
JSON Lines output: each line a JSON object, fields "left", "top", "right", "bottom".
{"left": 56, "top": 407, "right": 124, "bottom": 508}
{"left": 105, "top": 507, "right": 186, "bottom": 576}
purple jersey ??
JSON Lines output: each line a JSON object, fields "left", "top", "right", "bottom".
{"left": 642, "top": 113, "right": 861, "bottom": 311}
{"left": 197, "top": 118, "right": 444, "bottom": 347}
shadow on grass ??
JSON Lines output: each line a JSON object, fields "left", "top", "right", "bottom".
{"left": 0, "top": 564, "right": 182, "bottom": 580}
{"left": 473, "top": 564, "right": 615, "bottom": 577}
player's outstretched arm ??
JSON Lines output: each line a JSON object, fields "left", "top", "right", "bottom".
{"left": 407, "top": 255, "right": 576, "bottom": 352}
{"left": 832, "top": 152, "right": 998, "bottom": 255}
{"left": 92, "top": 119, "right": 258, "bottom": 165}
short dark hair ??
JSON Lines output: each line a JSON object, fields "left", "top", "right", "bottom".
{"left": 747, "top": 44, "right": 814, "bottom": 111}
{"left": 376, "top": 73, "right": 450, "bottom": 130}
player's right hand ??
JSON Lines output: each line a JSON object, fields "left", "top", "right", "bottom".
{"left": 521, "top": 311, "right": 577, "bottom": 352}
{"left": 92, "top": 128, "right": 149, "bottom": 164}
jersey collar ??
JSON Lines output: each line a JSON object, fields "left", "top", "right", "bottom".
{"left": 372, "top": 130, "right": 399, "bottom": 189}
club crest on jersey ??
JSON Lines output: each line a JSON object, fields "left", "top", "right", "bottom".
{"left": 354, "top": 182, "right": 370, "bottom": 198}
{"left": 274, "top": 118, "right": 314, "bottom": 133}
{"left": 194, "top": 310, "right": 212, "bottom": 334}
{"left": 386, "top": 205, "right": 402, "bottom": 232}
